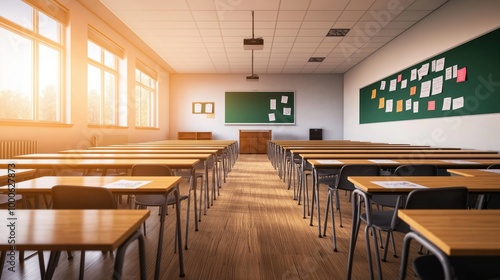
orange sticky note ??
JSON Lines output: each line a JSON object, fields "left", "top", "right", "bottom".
{"left": 396, "top": 100, "right": 403, "bottom": 112}
{"left": 428, "top": 100, "right": 435, "bottom": 111}
{"left": 410, "top": 86, "right": 417, "bottom": 96}
{"left": 371, "top": 89, "right": 377, "bottom": 99}
{"left": 378, "top": 97, "right": 385, "bottom": 109}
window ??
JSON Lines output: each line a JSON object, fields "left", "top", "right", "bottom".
{"left": 135, "top": 61, "right": 158, "bottom": 128}
{"left": 87, "top": 25, "right": 125, "bottom": 127}
{"left": 0, "top": 0, "right": 66, "bottom": 123}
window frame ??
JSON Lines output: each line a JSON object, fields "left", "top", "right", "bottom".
{"left": 0, "top": 0, "right": 67, "bottom": 125}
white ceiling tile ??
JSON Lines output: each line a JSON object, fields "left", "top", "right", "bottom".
{"left": 98, "top": 0, "right": 448, "bottom": 74}
{"left": 304, "top": 11, "right": 342, "bottom": 21}
{"left": 309, "top": 0, "right": 350, "bottom": 10}
{"left": 277, "top": 11, "right": 307, "bottom": 21}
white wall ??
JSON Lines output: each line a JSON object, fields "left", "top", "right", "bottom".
{"left": 169, "top": 73, "right": 343, "bottom": 141}
{"left": 344, "top": 0, "right": 500, "bottom": 151}
{"left": 0, "top": 0, "right": 170, "bottom": 152}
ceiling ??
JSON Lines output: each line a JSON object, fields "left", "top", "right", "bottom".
{"left": 98, "top": 0, "right": 448, "bottom": 74}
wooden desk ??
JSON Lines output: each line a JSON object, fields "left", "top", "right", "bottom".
{"left": 0, "top": 176, "right": 184, "bottom": 280}
{"left": 345, "top": 176, "right": 500, "bottom": 280}
{"left": 0, "top": 169, "right": 36, "bottom": 186}
{"left": 0, "top": 209, "right": 150, "bottom": 280}
{"left": 447, "top": 168, "right": 500, "bottom": 176}
{"left": 304, "top": 158, "right": 500, "bottom": 239}
{"left": 397, "top": 209, "right": 500, "bottom": 280}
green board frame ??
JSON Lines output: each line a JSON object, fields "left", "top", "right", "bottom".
{"left": 359, "top": 28, "right": 500, "bottom": 124}
{"left": 225, "top": 91, "right": 295, "bottom": 125}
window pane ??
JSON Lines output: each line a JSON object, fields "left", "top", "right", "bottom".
{"left": 103, "top": 49, "right": 116, "bottom": 69}
{"left": 88, "top": 41, "right": 101, "bottom": 62}
{"left": 38, "top": 11, "right": 61, "bottom": 43}
{"left": 38, "top": 44, "right": 60, "bottom": 121}
{"left": 88, "top": 64, "right": 102, "bottom": 124}
{"left": 0, "top": 28, "right": 33, "bottom": 120}
{"left": 0, "top": 0, "right": 33, "bottom": 30}
{"left": 103, "top": 71, "right": 116, "bottom": 125}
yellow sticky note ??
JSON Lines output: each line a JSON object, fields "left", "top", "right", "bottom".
{"left": 410, "top": 86, "right": 417, "bottom": 96}
{"left": 378, "top": 97, "right": 385, "bottom": 109}
{"left": 396, "top": 100, "right": 403, "bottom": 112}
{"left": 371, "top": 89, "right": 377, "bottom": 99}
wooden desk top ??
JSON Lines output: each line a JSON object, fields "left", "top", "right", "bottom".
{"left": 0, "top": 169, "right": 36, "bottom": 185}
{"left": 0, "top": 209, "right": 150, "bottom": 251}
{"left": 347, "top": 176, "right": 500, "bottom": 193}
{"left": 16, "top": 153, "right": 212, "bottom": 160}
{"left": 447, "top": 169, "right": 500, "bottom": 177}
{"left": 90, "top": 146, "right": 227, "bottom": 152}
{"left": 59, "top": 149, "right": 218, "bottom": 154}
{"left": 398, "top": 209, "right": 500, "bottom": 256}
{"left": 0, "top": 158, "right": 199, "bottom": 170}
{"left": 292, "top": 149, "right": 497, "bottom": 154}
{"left": 0, "top": 176, "right": 183, "bottom": 195}
{"left": 308, "top": 159, "right": 500, "bottom": 169}
{"left": 301, "top": 153, "right": 500, "bottom": 159}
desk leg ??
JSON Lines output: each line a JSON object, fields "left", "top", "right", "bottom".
{"left": 113, "top": 230, "right": 147, "bottom": 280}
{"left": 191, "top": 168, "right": 199, "bottom": 231}
{"left": 45, "top": 251, "right": 61, "bottom": 280}
{"left": 173, "top": 187, "right": 186, "bottom": 276}
{"left": 346, "top": 190, "right": 362, "bottom": 280}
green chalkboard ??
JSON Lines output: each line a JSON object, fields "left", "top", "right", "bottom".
{"left": 359, "top": 28, "right": 500, "bottom": 124}
{"left": 225, "top": 91, "right": 295, "bottom": 125}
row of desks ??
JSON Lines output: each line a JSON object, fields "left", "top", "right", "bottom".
{"left": 347, "top": 169, "right": 500, "bottom": 280}
{"left": 268, "top": 140, "right": 500, "bottom": 280}
{"left": 0, "top": 139, "right": 238, "bottom": 279}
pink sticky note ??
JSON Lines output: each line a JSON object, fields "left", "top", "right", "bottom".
{"left": 397, "top": 74, "right": 402, "bottom": 82}
{"left": 457, "top": 67, "right": 467, "bottom": 82}
{"left": 428, "top": 100, "right": 436, "bottom": 111}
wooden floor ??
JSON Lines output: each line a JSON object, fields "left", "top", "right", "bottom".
{"left": 3, "top": 154, "right": 421, "bottom": 280}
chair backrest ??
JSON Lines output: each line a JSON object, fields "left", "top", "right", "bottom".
{"left": 335, "top": 164, "right": 381, "bottom": 191}
{"left": 131, "top": 164, "right": 172, "bottom": 176}
{"left": 51, "top": 185, "right": 117, "bottom": 209}
{"left": 394, "top": 164, "right": 438, "bottom": 176}
{"left": 395, "top": 186, "right": 469, "bottom": 232}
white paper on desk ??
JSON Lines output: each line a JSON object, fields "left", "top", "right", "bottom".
{"left": 440, "top": 160, "right": 480, "bottom": 164}
{"left": 316, "top": 160, "right": 343, "bottom": 164}
{"left": 483, "top": 169, "right": 500, "bottom": 174}
{"left": 371, "top": 181, "right": 428, "bottom": 189}
{"left": 369, "top": 159, "right": 398, "bottom": 163}
{"left": 102, "top": 180, "right": 152, "bottom": 189}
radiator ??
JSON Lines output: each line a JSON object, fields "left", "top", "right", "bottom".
{"left": 0, "top": 140, "right": 38, "bottom": 159}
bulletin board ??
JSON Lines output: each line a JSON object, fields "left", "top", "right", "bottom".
{"left": 225, "top": 91, "right": 295, "bottom": 125}
{"left": 359, "top": 27, "right": 500, "bottom": 124}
